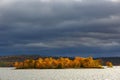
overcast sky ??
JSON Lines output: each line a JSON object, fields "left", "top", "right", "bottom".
{"left": 0, "top": 0, "right": 120, "bottom": 57}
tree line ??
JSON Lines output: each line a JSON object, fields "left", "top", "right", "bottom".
{"left": 14, "top": 56, "right": 112, "bottom": 69}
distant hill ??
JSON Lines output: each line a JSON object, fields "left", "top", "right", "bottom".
{"left": 0, "top": 55, "right": 42, "bottom": 67}
{"left": 95, "top": 57, "right": 120, "bottom": 65}
{"left": 0, "top": 55, "right": 42, "bottom": 62}
{"left": 0, "top": 55, "right": 74, "bottom": 62}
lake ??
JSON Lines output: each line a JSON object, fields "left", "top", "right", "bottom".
{"left": 0, "top": 66, "right": 120, "bottom": 80}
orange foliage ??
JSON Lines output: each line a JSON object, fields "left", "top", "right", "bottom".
{"left": 14, "top": 56, "right": 103, "bottom": 69}
{"left": 106, "top": 61, "right": 113, "bottom": 68}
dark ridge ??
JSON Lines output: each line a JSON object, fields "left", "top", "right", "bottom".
{"left": 95, "top": 57, "right": 120, "bottom": 65}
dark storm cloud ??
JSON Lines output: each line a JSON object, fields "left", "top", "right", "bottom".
{"left": 1, "top": 0, "right": 120, "bottom": 57}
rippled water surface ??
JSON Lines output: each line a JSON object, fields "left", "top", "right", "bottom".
{"left": 0, "top": 66, "right": 120, "bottom": 80}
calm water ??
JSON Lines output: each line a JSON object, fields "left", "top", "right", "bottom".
{"left": 0, "top": 66, "right": 120, "bottom": 80}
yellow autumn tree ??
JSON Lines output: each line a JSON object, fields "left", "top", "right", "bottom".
{"left": 51, "top": 59, "right": 59, "bottom": 68}
{"left": 14, "top": 56, "right": 104, "bottom": 69}
{"left": 73, "top": 57, "right": 82, "bottom": 68}
{"left": 81, "top": 57, "right": 92, "bottom": 68}
{"left": 35, "top": 58, "right": 43, "bottom": 69}
{"left": 14, "top": 61, "right": 19, "bottom": 69}
{"left": 29, "top": 59, "right": 35, "bottom": 68}
{"left": 15, "top": 62, "right": 23, "bottom": 69}
{"left": 93, "top": 59, "right": 102, "bottom": 68}
{"left": 106, "top": 61, "right": 113, "bottom": 68}
{"left": 23, "top": 59, "right": 30, "bottom": 68}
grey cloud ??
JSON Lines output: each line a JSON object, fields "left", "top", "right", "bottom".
{"left": 0, "top": 0, "right": 120, "bottom": 56}
{"left": 13, "top": 35, "right": 120, "bottom": 49}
